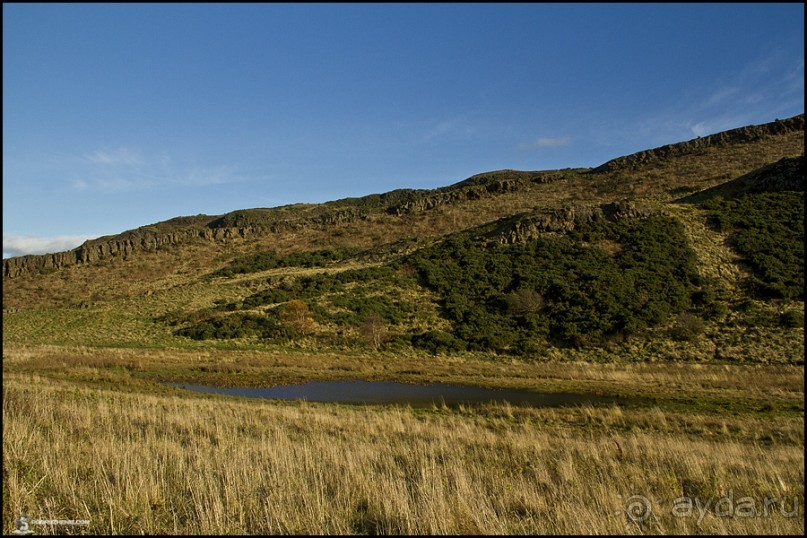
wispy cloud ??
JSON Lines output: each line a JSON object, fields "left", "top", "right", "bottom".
{"left": 172, "top": 165, "right": 240, "bottom": 187}
{"left": 421, "top": 115, "right": 480, "bottom": 143}
{"left": 2, "top": 233, "right": 100, "bottom": 258}
{"left": 84, "top": 147, "right": 142, "bottom": 166}
{"left": 682, "top": 50, "right": 804, "bottom": 138}
{"left": 69, "top": 148, "right": 244, "bottom": 193}
{"left": 74, "top": 176, "right": 158, "bottom": 193}
{"left": 702, "top": 87, "right": 740, "bottom": 108}
{"left": 517, "top": 136, "right": 572, "bottom": 151}
{"left": 594, "top": 49, "right": 804, "bottom": 152}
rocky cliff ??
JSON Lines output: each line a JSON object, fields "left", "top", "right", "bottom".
{"left": 495, "top": 200, "right": 659, "bottom": 245}
{"left": 2, "top": 170, "right": 570, "bottom": 279}
{"left": 4, "top": 114, "right": 803, "bottom": 279}
{"left": 2, "top": 224, "right": 271, "bottom": 279}
{"left": 387, "top": 170, "right": 564, "bottom": 216}
{"left": 592, "top": 115, "right": 804, "bottom": 174}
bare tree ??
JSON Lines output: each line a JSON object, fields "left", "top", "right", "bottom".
{"left": 281, "top": 299, "right": 316, "bottom": 335}
{"left": 359, "top": 313, "right": 388, "bottom": 350}
{"left": 506, "top": 288, "right": 545, "bottom": 315}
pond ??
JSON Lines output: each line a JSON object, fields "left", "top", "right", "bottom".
{"left": 164, "top": 380, "right": 624, "bottom": 408}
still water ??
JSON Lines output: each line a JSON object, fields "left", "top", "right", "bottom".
{"left": 164, "top": 380, "right": 623, "bottom": 408}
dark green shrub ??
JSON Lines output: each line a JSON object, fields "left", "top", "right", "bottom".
{"left": 176, "top": 313, "right": 287, "bottom": 341}
{"left": 186, "top": 212, "right": 716, "bottom": 354}
{"left": 328, "top": 293, "right": 415, "bottom": 326}
{"left": 668, "top": 312, "right": 706, "bottom": 341}
{"left": 411, "top": 330, "right": 467, "bottom": 354}
{"left": 406, "top": 215, "right": 706, "bottom": 351}
{"left": 779, "top": 310, "right": 805, "bottom": 328}
{"left": 703, "top": 192, "right": 804, "bottom": 300}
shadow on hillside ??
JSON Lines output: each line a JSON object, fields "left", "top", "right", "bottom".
{"left": 676, "top": 155, "right": 804, "bottom": 204}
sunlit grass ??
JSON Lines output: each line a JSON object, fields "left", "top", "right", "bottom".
{"left": 2, "top": 124, "right": 803, "bottom": 534}
{"left": 3, "top": 372, "right": 803, "bottom": 534}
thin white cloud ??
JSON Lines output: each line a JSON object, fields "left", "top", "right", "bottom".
{"left": 686, "top": 115, "right": 754, "bottom": 138}
{"left": 84, "top": 147, "right": 141, "bottom": 166}
{"left": 702, "top": 87, "right": 739, "bottom": 108}
{"left": 3, "top": 233, "right": 100, "bottom": 258}
{"left": 71, "top": 178, "right": 90, "bottom": 191}
{"left": 736, "top": 48, "right": 788, "bottom": 81}
{"left": 95, "top": 176, "right": 157, "bottom": 192}
{"left": 683, "top": 49, "right": 804, "bottom": 138}
{"left": 782, "top": 58, "right": 804, "bottom": 93}
{"left": 421, "top": 115, "right": 478, "bottom": 143}
{"left": 173, "top": 165, "right": 239, "bottom": 187}
{"left": 517, "top": 136, "right": 572, "bottom": 151}
{"left": 69, "top": 148, "right": 244, "bottom": 193}
{"left": 597, "top": 49, "right": 804, "bottom": 151}
{"left": 689, "top": 122, "right": 712, "bottom": 138}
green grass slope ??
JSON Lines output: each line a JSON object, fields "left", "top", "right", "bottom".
{"left": 3, "top": 115, "right": 803, "bottom": 364}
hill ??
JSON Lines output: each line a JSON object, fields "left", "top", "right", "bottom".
{"left": 2, "top": 114, "right": 804, "bottom": 363}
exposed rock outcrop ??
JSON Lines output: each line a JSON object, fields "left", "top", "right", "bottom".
{"left": 4, "top": 166, "right": 573, "bottom": 279}
{"left": 2, "top": 225, "right": 267, "bottom": 279}
{"left": 592, "top": 114, "right": 804, "bottom": 174}
{"left": 497, "top": 200, "right": 659, "bottom": 244}
{"left": 388, "top": 170, "right": 573, "bottom": 216}
{"left": 4, "top": 115, "right": 801, "bottom": 279}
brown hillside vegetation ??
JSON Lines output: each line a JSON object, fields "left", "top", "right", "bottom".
{"left": 3, "top": 115, "right": 804, "bottom": 535}
{"left": 2, "top": 114, "right": 803, "bottom": 283}
{"left": 2, "top": 115, "right": 804, "bottom": 360}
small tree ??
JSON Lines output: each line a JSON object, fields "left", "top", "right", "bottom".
{"left": 668, "top": 312, "right": 705, "bottom": 341}
{"left": 359, "top": 313, "right": 388, "bottom": 350}
{"left": 506, "top": 288, "right": 545, "bottom": 315}
{"left": 280, "top": 299, "right": 315, "bottom": 335}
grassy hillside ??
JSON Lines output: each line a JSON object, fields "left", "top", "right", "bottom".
{"left": 3, "top": 115, "right": 804, "bottom": 536}
{"left": 3, "top": 116, "right": 804, "bottom": 363}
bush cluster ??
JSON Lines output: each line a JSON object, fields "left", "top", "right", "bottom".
{"left": 407, "top": 215, "right": 707, "bottom": 351}
{"left": 703, "top": 192, "right": 804, "bottom": 300}
{"left": 175, "top": 312, "right": 288, "bottom": 341}
{"left": 174, "top": 215, "right": 719, "bottom": 354}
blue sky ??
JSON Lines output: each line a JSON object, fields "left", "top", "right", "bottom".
{"left": 3, "top": 3, "right": 804, "bottom": 258}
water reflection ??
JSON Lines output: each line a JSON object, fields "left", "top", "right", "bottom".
{"left": 164, "top": 380, "right": 622, "bottom": 408}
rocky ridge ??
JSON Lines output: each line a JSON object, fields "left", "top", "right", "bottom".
{"left": 591, "top": 115, "right": 804, "bottom": 174}
{"left": 495, "top": 200, "right": 659, "bottom": 245}
{"left": 677, "top": 155, "right": 805, "bottom": 203}
{"left": 2, "top": 171, "right": 569, "bottom": 278}
{"left": 4, "top": 114, "right": 803, "bottom": 279}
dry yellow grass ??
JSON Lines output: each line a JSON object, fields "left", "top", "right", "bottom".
{"left": 3, "top": 344, "right": 804, "bottom": 404}
{"left": 2, "top": 125, "right": 803, "bottom": 535}
{"left": 664, "top": 203, "right": 747, "bottom": 292}
{"left": 3, "top": 372, "right": 803, "bottom": 535}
